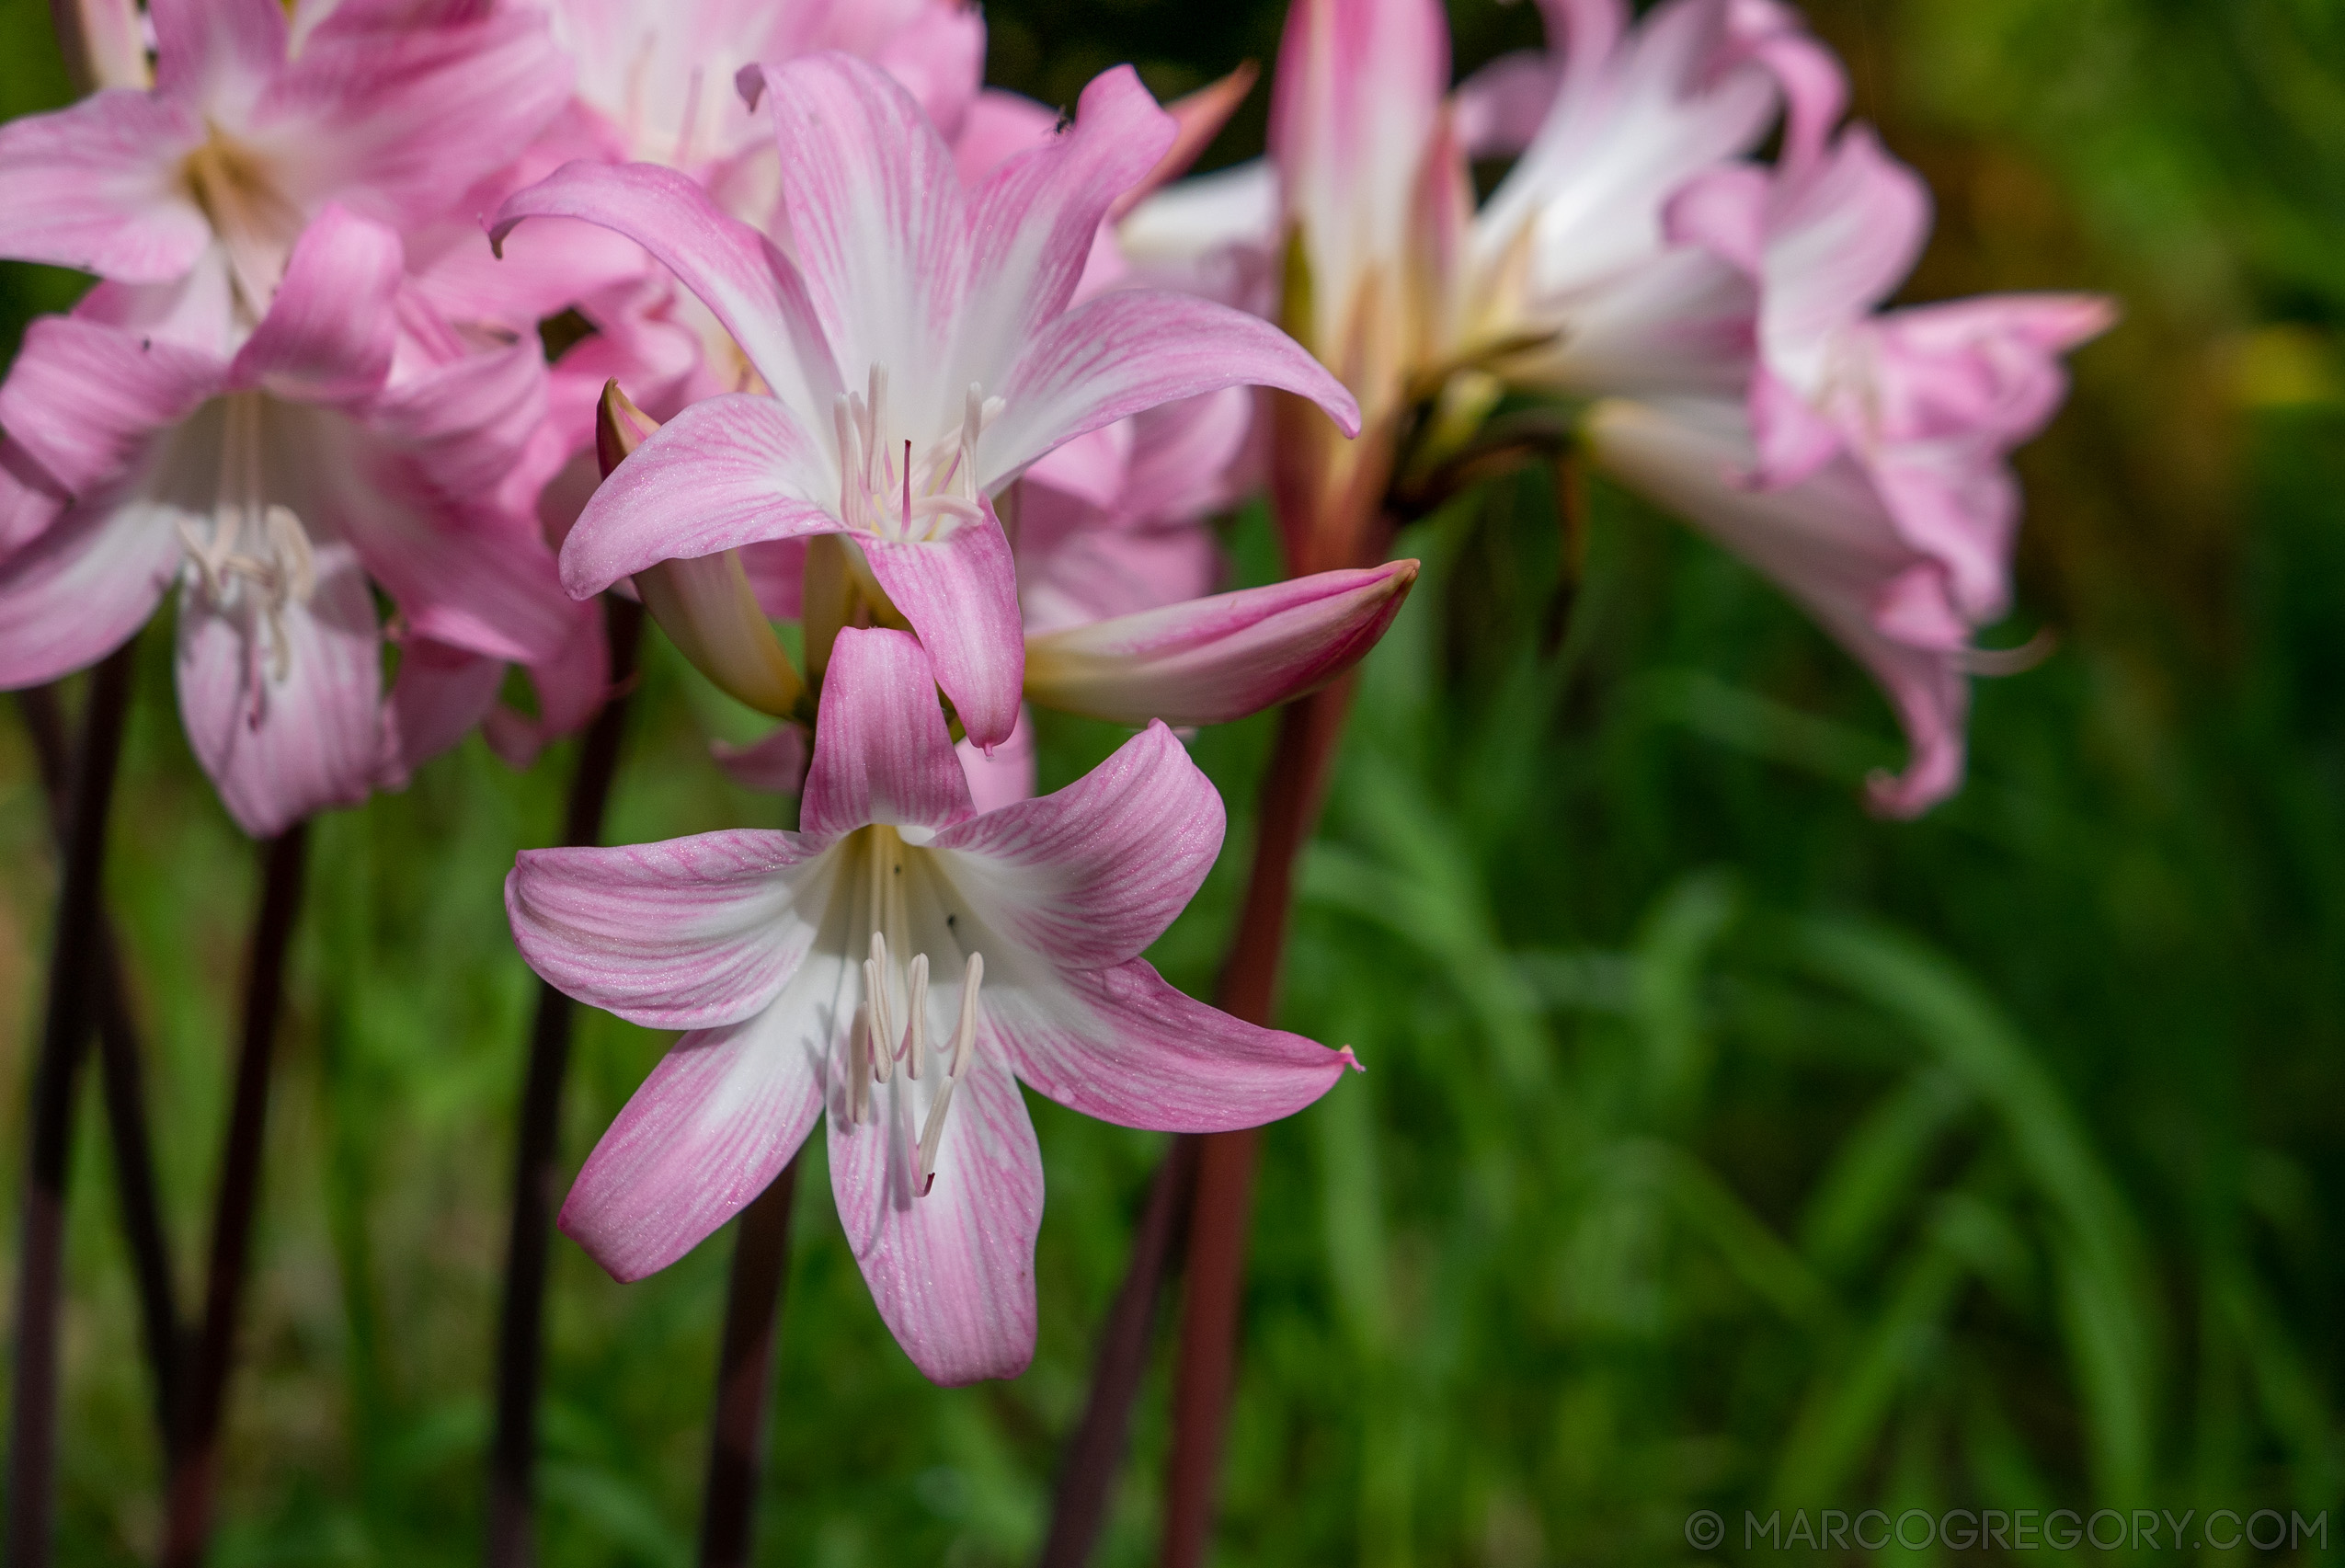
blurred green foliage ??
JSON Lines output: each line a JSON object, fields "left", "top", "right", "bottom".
{"left": 3, "top": 0, "right": 2342, "bottom": 1562}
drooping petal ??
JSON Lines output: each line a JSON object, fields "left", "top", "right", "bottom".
{"left": 1021, "top": 560, "right": 1417, "bottom": 727}
{"left": 491, "top": 162, "right": 841, "bottom": 423}
{"left": 982, "top": 289, "right": 1359, "bottom": 490}
{"left": 0, "top": 316, "right": 221, "bottom": 498}
{"left": 951, "top": 66, "right": 1175, "bottom": 395}
{"left": 798, "top": 626, "right": 975, "bottom": 841}
{"left": 955, "top": 703, "right": 1035, "bottom": 813}
{"left": 376, "top": 635, "right": 503, "bottom": 789}
{"left": 174, "top": 541, "right": 384, "bottom": 838}
{"left": 0, "top": 92, "right": 210, "bottom": 280}
{"left": 1586, "top": 396, "right": 1972, "bottom": 817}
{"left": 1753, "top": 126, "right": 1933, "bottom": 387}
{"left": 561, "top": 393, "right": 841, "bottom": 598}
{"left": 225, "top": 205, "right": 402, "bottom": 406}
{"left": 987, "top": 956, "right": 1357, "bottom": 1132}
{"left": 484, "top": 594, "right": 611, "bottom": 770}
{"left": 0, "top": 497, "right": 183, "bottom": 687}
{"left": 507, "top": 830, "right": 838, "bottom": 1030}
{"left": 344, "top": 491, "right": 575, "bottom": 667}
{"left": 858, "top": 509, "right": 1025, "bottom": 750}
{"left": 263, "top": 7, "right": 574, "bottom": 234}
{"left": 745, "top": 52, "right": 969, "bottom": 426}
{"left": 828, "top": 1037, "right": 1041, "bottom": 1385}
{"left": 929, "top": 720, "right": 1222, "bottom": 968}
{"left": 560, "top": 974, "right": 835, "bottom": 1281}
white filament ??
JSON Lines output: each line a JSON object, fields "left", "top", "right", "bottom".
{"left": 852, "top": 926, "right": 985, "bottom": 1197}
{"left": 832, "top": 369, "right": 1003, "bottom": 544}
{"left": 175, "top": 394, "right": 317, "bottom": 697}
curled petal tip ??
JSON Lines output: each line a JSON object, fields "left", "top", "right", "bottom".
{"left": 595, "top": 380, "right": 661, "bottom": 480}
{"left": 1338, "top": 1046, "right": 1364, "bottom": 1072}
{"left": 1023, "top": 560, "right": 1416, "bottom": 727}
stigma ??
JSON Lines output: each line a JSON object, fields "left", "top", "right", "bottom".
{"left": 832, "top": 366, "right": 1003, "bottom": 544}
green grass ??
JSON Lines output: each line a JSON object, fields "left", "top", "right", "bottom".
{"left": 4, "top": 0, "right": 2343, "bottom": 1562}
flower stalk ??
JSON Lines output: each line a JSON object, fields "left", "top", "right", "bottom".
{"left": 486, "top": 595, "right": 646, "bottom": 1568}
{"left": 698, "top": 1157, "right": 802, "bottom": 1568}
{"left": 1163, "top": 670, "right": 1361, "bottom": 1568}
{"left": 4, "top": 641, "right": 136, "bottom": 1568}
{"left": 1037, "top": 1133, "right": 1203, "bottom": 1568}
{"left": 14, "top": 682, "right": 182, "bottom": 1454}
{"left": 162, "top": 822, "right": 311, "bottom": 1568}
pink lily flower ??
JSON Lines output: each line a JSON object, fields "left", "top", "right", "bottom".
{"left": 492, "top": 54, "right": 1360, "bottom": 750}
{"left": 1115, "top": 0, "right": 1825, "bottom": 573}
{"left": 1459, "top": 0, "right": 1836, "bottom": 402}
{"left": 597, "top": 371, "right": 1412, "bottom": 807}
{"left": 476, "top": 0, "right": 988, "bottom": 430}
{"left": 1663, "top": 124, "right": 2114, "bottom": 625}
{"left": 1588, "top": 395, "right": 2023, "bottom": 817}
{"left": 0, "top": 0, "right": 571, "bottom": 333}
{"left": 544, "top": 0, "right": 982, "bottom": 178}
{"left": 0, "top": 207, "right": 575, "bottom": 836}
{"left": 508, "top": 625, "right": 1356, "bottom": 1383}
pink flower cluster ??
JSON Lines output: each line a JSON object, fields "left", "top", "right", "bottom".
{"left": 0, "top": 0, "right": 2105, "bottom": 1380}
{"left": 1127, "top": 0, "right": 2113, "bottom": 813}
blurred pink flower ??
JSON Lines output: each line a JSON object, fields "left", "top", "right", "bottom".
{"left": 494, "top": 54, "right": 1358, "bottom": 750}
{"left": 0, "top": 208, "right": 573, "bottom": 835}
{"left": 0, "top": 0, "right": 570, "bottom": 334}
{"left": 1664, "top": 126, "right": 2115, "bottom": 624}
{"left": 1590, "top": 395, "right": 2009, "bottom": 818}
{"left": 508, "top": 625, "right": 1355, "bottom": 1383}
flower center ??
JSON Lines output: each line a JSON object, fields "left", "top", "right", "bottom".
{"left": 832, "top": 364, "right": 1003, "bottom": 544}
{"left": 843, "top": 826, "right": 986, "bottom": 1195}
{"left": 180, "top": 130, "right": 303, "bottom": 324}
{"left": 177, "top": 393, "right": 317, "bottom": 698}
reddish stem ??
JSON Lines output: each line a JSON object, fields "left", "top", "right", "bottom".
{"left": 1161, "top": 673, "right": 1359, "bottom": 1568}
{"left": 1036, "top": 1134, "right": 1203, "bottom": 1568}
{"left": 698, "top": 1158, "right": 802, "bottom": 1568}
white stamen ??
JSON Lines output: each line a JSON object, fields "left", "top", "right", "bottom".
{"left": 831, "top": 366, "right": 1002, "bottom": 547}
{"left": 847, "top": 1001, "right": 872, "bottom": 1124}
{"left": 915, "top": 952, "right": 984, "bottom": 1196}
{"left": 901, "top": 952, "right": 928, "bottom": 1080}
{"left": 672, "top": 65, "right": 705, "bottom": 169}
{"left": 183, "top": 395, "right": 320, "bottom": 697}
{"left": 866, "top": 931, "right": 895, "bottom": 1087}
